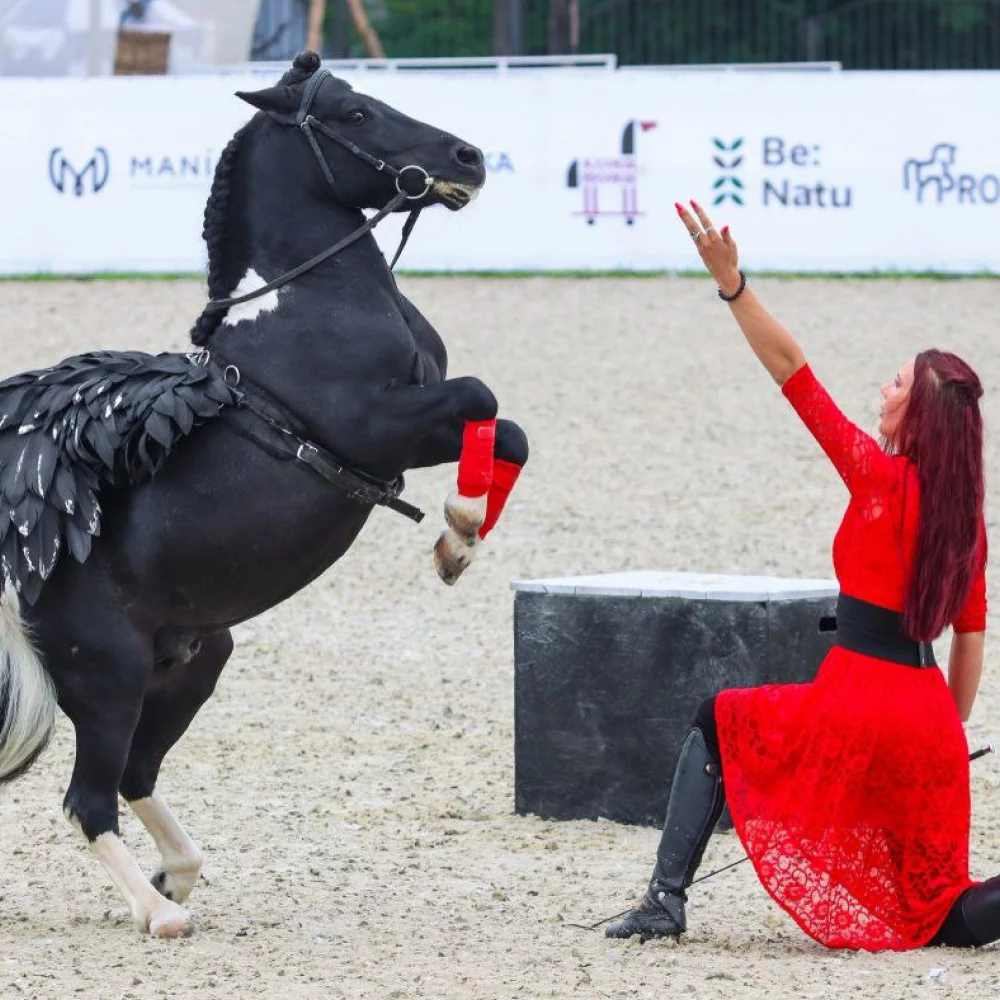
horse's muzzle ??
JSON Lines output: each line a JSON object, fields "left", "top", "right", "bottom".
{"left": 431, "top": 179, "right": 483, "bottom": 210}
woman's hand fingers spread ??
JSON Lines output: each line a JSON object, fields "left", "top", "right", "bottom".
{"left": 676, "top": 199, "right": 740, "bottom": 279}
{"left": 673, "top": 198, "right": 741, "bottom": 283}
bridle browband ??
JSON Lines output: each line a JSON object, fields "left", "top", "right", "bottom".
{"left": 204, "top": 68, "right": 430, "bottom": 315}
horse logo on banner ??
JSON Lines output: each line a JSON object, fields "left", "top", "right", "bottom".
{"left": 566, "top": 120, "right": 657, "bottom": 225}
{"left": 903, "top": 143, "right": 957, "bottom": 203}
{"left": 48, "top": 147, "right": 111, "bottom": 197}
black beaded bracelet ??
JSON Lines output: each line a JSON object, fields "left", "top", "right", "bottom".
{"left": 718, "top": 270, "right": 747, "bottom": 302}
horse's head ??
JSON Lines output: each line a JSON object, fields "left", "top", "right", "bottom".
{"left": 236, "top": 52, "right": 485, "bottom": 213}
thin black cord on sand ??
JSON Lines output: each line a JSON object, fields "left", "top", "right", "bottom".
{"left": 567, "top": 743, "right": 995, "bottom": 932}
{"left": 564, "top": 857, "right": 752, "bottom": 932}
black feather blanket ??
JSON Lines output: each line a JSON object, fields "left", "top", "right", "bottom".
{"left": 0, "top": 351, "right": 240, "bottom": 604}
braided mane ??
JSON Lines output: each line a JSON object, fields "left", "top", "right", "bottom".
{"left": 189, "top": 125, "right": 250, "bottom": 345}
{"left": 190, "top": 52, "right": 322, "bottom": 346}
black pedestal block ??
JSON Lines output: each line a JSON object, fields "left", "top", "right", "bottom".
{"left": 513, "top": 579, "right": 838, "bottom": 827}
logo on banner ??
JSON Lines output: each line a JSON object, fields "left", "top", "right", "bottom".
{"left": 903, "top": 144, "right": 1000, "bottom": 204}
{"left": 705, "top": 136, "right": 852, "bottom": 210}
{"left": 48, "top": 147, "right": 110, "bottom": 197}
{"left": 712, "top": 138, "right": 745, "bottom": 206}
{"left": 566, "top": 120, "right": 657, "bottom": 225}
{"left": 485, "top": 151, "right": 514, "bottom": 173}
{"left": 129, "top": 153, "right": 216, "bottom": 184}
{"left": 761, "top": 136, "right": 851, "bottom": 209}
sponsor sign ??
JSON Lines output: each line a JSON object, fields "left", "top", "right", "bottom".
{"left": 1, "top": 70, "right": 1000, "bottom": 273}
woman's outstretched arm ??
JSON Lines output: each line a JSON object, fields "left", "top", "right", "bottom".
{"left": 676, "top": 201, "right": 805, "bottom": 386}
{"left": 675, "top": 200, "right": 896, "bottom": 496}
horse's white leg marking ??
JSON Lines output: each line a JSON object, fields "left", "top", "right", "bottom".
{"left": 88, "top": 830, "right": 193, "bottom": 937}
{"left": 220, "top": 268, "right": 282, "bottom": 326}
{"left": 443, "top": 491, "right": 487, "bottom": 545}
{"left": 434, "top": 492, "right": 486, "bottom": 585}
{"left": 130, "top": 790, "right": 203, "bottom": 904}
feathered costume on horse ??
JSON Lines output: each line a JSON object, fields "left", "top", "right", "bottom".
{"left": 0, "top": 352, "right": 239, "bottom": 604}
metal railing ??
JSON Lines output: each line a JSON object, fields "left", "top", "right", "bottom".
{"left": 626, "top": 61, "right": 842, "bottom": 73}
{"left": 205, "top": 53, "right": 618, "bottom": 75}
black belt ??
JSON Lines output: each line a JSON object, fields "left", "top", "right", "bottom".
{"left": 835, "top": 594, "right": 936, "bottom": 668}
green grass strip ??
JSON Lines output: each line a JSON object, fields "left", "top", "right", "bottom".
{"left": 0, "top": 272, "right": 203, "bottom": 282}
{"left": 399, "top": 270, "right": 1000, "bottom": 280}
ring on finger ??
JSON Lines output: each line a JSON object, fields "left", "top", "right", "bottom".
{"left": 704, "top": 225, "right": 716, "bottom": 234}
{"left": 690, "top": 230, "right": 704, "bottom": 242}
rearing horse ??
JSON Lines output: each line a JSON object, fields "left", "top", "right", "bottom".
{"left": 0, "top": 52, "right": 527, "bottom": 937}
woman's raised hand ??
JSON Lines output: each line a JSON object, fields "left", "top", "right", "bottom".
{"left": 675, "top": 200, "right": 742, "bottom": 297}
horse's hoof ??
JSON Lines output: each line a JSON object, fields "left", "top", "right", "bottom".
{"left": 145, "top": 900, "right": 194, "bottom": 938}
{"left": 151, "top": 864, "right": 201, "bottom": 904}
{"left": 443, "top": 492, "right": 487, "bottom": 547}
{"left": 434, "top": 527, "right": 477, "bottom": 585}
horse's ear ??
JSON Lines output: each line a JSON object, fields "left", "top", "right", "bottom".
{"left": 236, "top": 85, "right": 299, "bottom": 117}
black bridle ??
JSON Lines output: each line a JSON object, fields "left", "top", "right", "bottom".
{"left": 204, "top": 68, "right": 430, "bottom": 315}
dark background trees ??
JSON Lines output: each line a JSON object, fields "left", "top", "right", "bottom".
{"left": 324, "top": 0, "right": 1000, "bottom": 69}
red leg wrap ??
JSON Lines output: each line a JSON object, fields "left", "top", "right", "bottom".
{"left": 456, "top": 419, "right": 496, "bottom": 497}
{"left": 479, "top": 459, "right": 522, "bottom": 539}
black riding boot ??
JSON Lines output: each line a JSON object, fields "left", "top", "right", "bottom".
{"left": 962, "top": 876, "right": 1000, "bottom": 944}
{"left": 606, "top": 726, "right": 725, "bottom": 940}
{"left": 933, "top": 876, "right": 1000, "bottom": 947}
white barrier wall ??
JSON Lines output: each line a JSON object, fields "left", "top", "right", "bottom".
{"left": 2, "top": 69, "right": 999, "bottom": 275}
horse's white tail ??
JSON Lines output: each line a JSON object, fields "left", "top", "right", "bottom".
{"left": 0, "top": 590, "right": 56, "bottom": 784}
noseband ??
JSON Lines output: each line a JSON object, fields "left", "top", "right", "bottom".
{"left": 205, "top": 69, "right": 429, "bottom": 314}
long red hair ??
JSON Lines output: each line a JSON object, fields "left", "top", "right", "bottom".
{"left": 892, "top": 350, "right": 985, "bottom": 641}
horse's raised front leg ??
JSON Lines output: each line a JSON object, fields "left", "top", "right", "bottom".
{"left": 430, "top": 418, "right": 528, "bottom": 584}
{"left": 55, "top": 629, "right": 192, "bottom": 937}
{"left": 119, "top": 628, "right": 234, "bottom": 906}
{"left": 363, "top": 377, "right": 528, "bottom": 583}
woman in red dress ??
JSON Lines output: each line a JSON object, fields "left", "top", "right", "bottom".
{"left": 606, "top": 201, "right": 990, "bottom": 951}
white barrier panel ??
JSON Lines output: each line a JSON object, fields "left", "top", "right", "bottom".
{"left": 1, "top": 69, "right": 999, "bottom": 274}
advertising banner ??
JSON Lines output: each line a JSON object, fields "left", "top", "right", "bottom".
{"left": 1, "top": 68, "right": 998, "bottom": 275}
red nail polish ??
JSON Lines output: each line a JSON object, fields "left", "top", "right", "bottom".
{"left": 722, "top": 225, "right": 729, "bottom": 235}
{"left": 690, "top": 199, "right": 700, "bottom": 209}
{"left": 674, "top": 202, "right": 683, "bottom": 214}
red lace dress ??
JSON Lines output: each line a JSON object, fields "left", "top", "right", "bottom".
{"left": 715, "top": 363, "right": 987, "bottom": 951}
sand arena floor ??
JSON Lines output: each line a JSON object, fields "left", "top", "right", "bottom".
{"left": 0, "top": 276, "right": 998, "bottom": 999}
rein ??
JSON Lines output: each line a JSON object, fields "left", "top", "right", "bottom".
{"left": 204, "top": 68, "right": 429, "bottom": 315}
{"left": 189, "top": 349, "right": 425, "bottom": 523}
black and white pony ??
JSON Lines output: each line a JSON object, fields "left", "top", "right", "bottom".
{"left": 0, "top": 52, "right": 527, "bottom": 937}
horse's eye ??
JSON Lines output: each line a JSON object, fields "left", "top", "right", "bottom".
{"left": 347, "top": 110, "right": 367, "bottom": 125}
